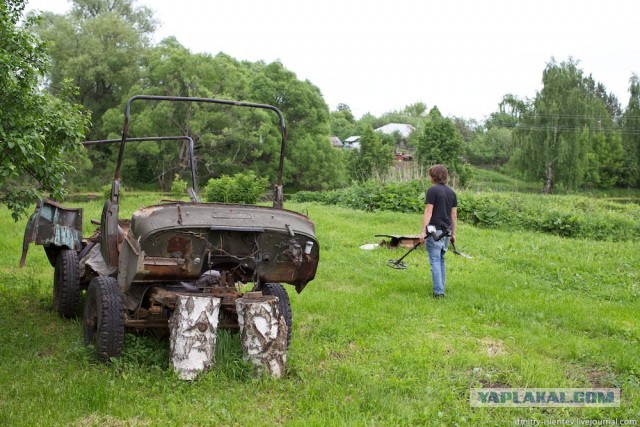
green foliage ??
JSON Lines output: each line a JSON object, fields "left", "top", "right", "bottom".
{"left": 348, "top": 126, "right": 394, "bottom": 181}
{"left": 463, "top": 167, "right": 540, "bottom": 193}
{"left": 170, "top": 173, "right": 188, "bottom": 196}
{"left": 466, "top": 127, "right": 513, "bottom": 166}
{"left": 26, "top": 4, "right": 640, "bottom": 196}
{"left": 36, "top": 0, "right": 155, "bottom": 139}
{"left": 329, "top": 104, "right": 356, "bottom": 141}
{"left": 457, "top": 191, "right": 640, "bottom": 240}
{"left": 101, "top": 184, "right": 125, "bottom": 200}
{"left": 95, "top": 43, "right": 347, "bottom": 192}
{"left": 291, "top": 180, "right": 640, "bottom": 241}
{"left": 511, "top": 58, "right": 625, "bottom": 193}
{"left": 0, "top": 1, "right": 89, "bottom": 219}
{"left": 415, "top": 107, "right": 467, "bottom": 182}
{"left": 620, "top": 74, "right": 640, "bottom": 187}
{"left": 291, "top": 180, "right": 427, "bottom": 213}
{"left": 204, "top": 171, "right": 268, "bottom": 204}
{"left": 248, "top": 60, "right": 347, "bottom": 190}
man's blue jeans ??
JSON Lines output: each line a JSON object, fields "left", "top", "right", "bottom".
{"left": 426, "top": 236, "right": 449, "bottom": 295}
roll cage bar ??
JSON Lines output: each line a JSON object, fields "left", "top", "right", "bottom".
{"left": 83, "top": 136, "right": 198, "bottom": 198}
{"left": 112, "top": 95, "right": 288, "bottom": 208}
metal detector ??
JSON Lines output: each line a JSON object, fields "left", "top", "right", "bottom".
{"left": 450, "top": 241, "right": 473, "bottom": 259}
{"left": 386, "top": 242, "right": 422, "bottom": 269}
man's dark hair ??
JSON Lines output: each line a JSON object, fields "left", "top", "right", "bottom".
{"left": 429, "top": 164, "right": 449, "bottom": 184}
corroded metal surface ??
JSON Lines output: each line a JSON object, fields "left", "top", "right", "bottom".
{"left": 118, "top": 202, "right": 319, "bottom": 290}
{"left": 20, "top": 199, "right": 83, "bottom": 267}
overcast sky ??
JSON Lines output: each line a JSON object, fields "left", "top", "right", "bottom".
{"left": 26, "top": 0, "right": 639, "bottom": 121}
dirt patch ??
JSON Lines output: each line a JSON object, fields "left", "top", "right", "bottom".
{"left": 73, "top": 415, "right": 150, "bottom": 427}
{"left": 481, "top": 338, "right": 506, "bottom": 357}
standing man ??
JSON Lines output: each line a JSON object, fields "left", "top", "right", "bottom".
{"left": 419, "top": 164, "right": 458, "bottom": 299}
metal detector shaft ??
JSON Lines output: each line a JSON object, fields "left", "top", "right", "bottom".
{"left": 450, "top": 241, "right": 473, "bottom": 259}
{"left": 396, "top": 241, "right": 421, "bottom": 263}
{"left": 387, "top": 241, "right": 422, "bottom": 269}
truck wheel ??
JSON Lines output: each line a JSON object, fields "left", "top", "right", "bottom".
{"left": 53, "top": 249, "right": 81, "bottom": 318}
{"left": 261, "top": 282, "right": 292, "bottom": 345}
{"left": 83, "top": 276, "right": 124, "bottom": 361}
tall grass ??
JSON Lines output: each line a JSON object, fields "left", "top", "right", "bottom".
{"left": 0, "top": 195, "right": 639, "bottom": 425}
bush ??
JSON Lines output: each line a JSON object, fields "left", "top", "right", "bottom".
{"left": 204, "top": 172, "right": 269, "bottom": 204}
{"left": 289, "top": 180, "right": 640, "bottom": 241}
{"left": 290, "top": 180, "right": 427, "bottom": 213}
{"left": 101, "top": 184, "right": 125, "bottom": 200}
{"left": 170, "top": 174, "right": 188, "bottom": 197}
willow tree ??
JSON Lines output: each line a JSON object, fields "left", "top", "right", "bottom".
{"left": 36, "top": 0, "right": 156, "bottom": 139}
{"left": 513, "top": 58, "right": 623, "bottom": 193}
{"left": 620, "top": 74, "right": 640, "bottom": 187}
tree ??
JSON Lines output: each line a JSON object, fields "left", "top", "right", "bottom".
{"left": 36, "top": 0, "right": 155, "bottom": 139}
{"left": 97, "top": 42, "right": 347, "bottom": 191}
{"left": 348, "top": 126, "right": 394, "bottom": 181}
{"left": 486, "top": 94, "right": 529, "bottom": 130}
{"left": 1, "top": 0, "right": 88, "bottom": 219}
{"left": 620, "top": 74, "right": 640, "bottom": 187}
{"left": 99, "top": 40, "right": 263, "bottom": 189}
{"left": 402, "top": 102, "right": 428, "bottom": 118}
{"left": 466, "top": 127, "right": 513, "bottom": 166}
{"left": 512, "top": 58, "right": 624, "bottom": 193}
{"left": 330, "top": 104, "right": 356, "bottom": 141}
{"left": 415, "top": 107, "right": 465, "bottom": 176}
{"left": 248, "top": 60, "right": 346, "bottom": 189}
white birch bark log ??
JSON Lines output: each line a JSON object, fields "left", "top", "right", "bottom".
{"left": 236, "top": 293, "right": 288, "bottom": 378}
{"left": 169, "top": 295, "right": 221, "bottom": 380}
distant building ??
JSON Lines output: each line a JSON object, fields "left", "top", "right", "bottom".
{"left": 394, "top": 152, "right": 413, "bottom": 161}
{"left": 343, "top": 135, "right": 361, "bottom": 150}
{"left": 330, "top": 136, "right": 344, "bottom": 148}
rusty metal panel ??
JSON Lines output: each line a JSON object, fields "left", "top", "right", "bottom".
{"left": 121, "top": 202, "right": 319, "bottom": 288}
{"left": 20, "top": 199, "right": 83, "bottom": 267}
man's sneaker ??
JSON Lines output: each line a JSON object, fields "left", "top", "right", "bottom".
{"left": 433, "top": 293, "right": 445, "bottom": 299}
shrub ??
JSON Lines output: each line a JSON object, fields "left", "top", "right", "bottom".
{"left": 289, "top": 180, "right": 640, "bottom": 241}
{"left": 170, "top": 174, "right": 188, "bottom": 197}
{"left": 101, "top": 184, "right": 125, "bottom": 200}
{"left": 204, "top": 172, "right": 269, "bottom": 204}
{"left": 290, "top": 180, "right": 427, "bottom": 213}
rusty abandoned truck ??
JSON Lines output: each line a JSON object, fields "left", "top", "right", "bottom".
{"left": 20, "top": 95, "right": 320, "bottom": 361}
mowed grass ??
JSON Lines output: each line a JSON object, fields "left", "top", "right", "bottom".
{"left": 0, "top": 195, "right": 638, "bottom": 426}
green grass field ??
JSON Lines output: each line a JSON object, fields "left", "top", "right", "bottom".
{"left": 0, "top": 196, "right": 638, "bottom": 426}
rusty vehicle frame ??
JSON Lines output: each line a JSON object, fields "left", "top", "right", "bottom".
{"left": 21, "top": 95, "right": 320, "bottom": 361}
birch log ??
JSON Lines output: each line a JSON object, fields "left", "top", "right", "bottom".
{"left": 169, "top": 295, "right": 221, "bottom": 380}
{"left": 236, "top": 293, "right": 288, "bottom": 378}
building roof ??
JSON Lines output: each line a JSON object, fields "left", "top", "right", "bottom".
{"left": 344, "top": 135, "right": 361, "bottom": 143}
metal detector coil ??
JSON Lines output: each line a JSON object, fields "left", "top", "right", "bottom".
{"left": 386, "top": 242, "right": 422, "bottom": 269}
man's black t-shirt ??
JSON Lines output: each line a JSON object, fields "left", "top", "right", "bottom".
{"left": 425, "top": 184, "right": 457, "bottom": 230}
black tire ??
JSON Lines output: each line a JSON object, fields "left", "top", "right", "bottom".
{"left": 53, "top": 249, "right": 81, "bottom": 318}
{"left": 83, "top": 276, "right": 124, "bottom": 361}
{"left": 261, "top": 282, "right": 293, "bottom": 346}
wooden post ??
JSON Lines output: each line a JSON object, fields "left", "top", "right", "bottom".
{"left": 169, "top": 295, "right": 221, "bottom": 380}
{"left": 236, "top": 292, "right": 288, "bottom": 378}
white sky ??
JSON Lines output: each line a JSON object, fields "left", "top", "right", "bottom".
{"left": 26, "top": 0, "right": 639, "bottom": 121}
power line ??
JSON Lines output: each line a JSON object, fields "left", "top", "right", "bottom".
{"left": 502, "top": 125, "right": 640, "bottom": 135}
